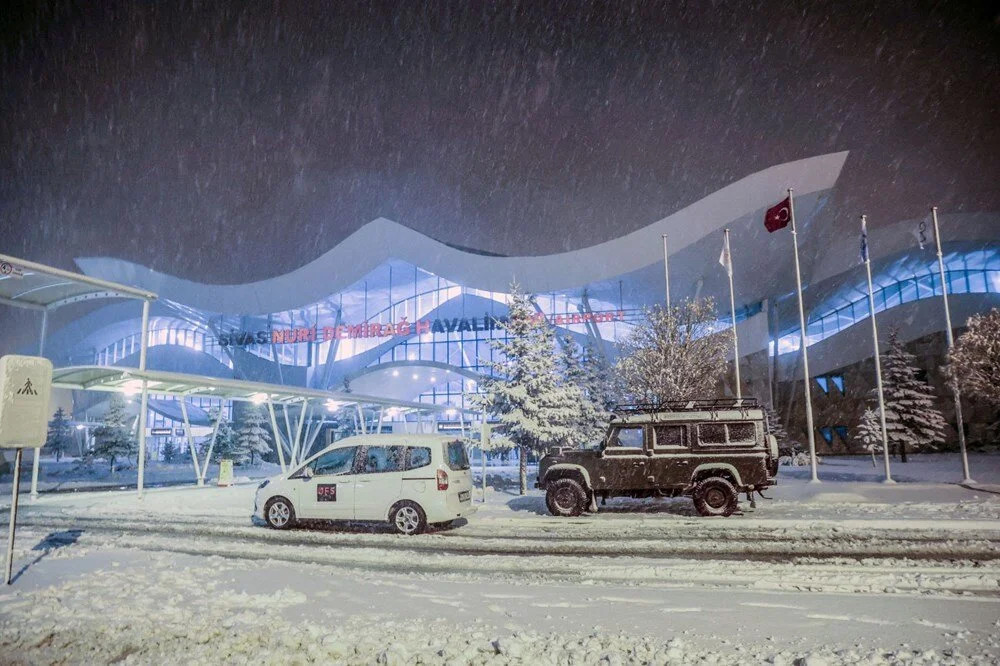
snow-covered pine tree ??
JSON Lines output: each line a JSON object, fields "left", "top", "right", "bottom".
{"left": 763, "top": 405, "right": 793, "bottom": 456}
{"left": 161, "top": 438, "right": 178, "bottom": 463}
{"left": 855, "top": 407, "right": 883, "bottom": 468}
{"left": 206, "top": 408, "right": 244, "bottom": 464}
{"left": 582, "top": 339, "right": 619, "bottom": 414}
{"left": 947, "top": 308, "right": 1000, "bottom": 410}
{"left": 559, "top": 336, "right": 606, "bottom": 446}
{"left": 879, "top": 328, "right": 947, "bottom": 462}
{"left": 474, "top": 283, "right": 579, "bottom": 495}
{"left": 616, "top": 298, "right": 728, "bottom": 404}
{"left": 45, "top": 407, "right": 73, "bottom": 462}
{"left": 237, "top": 406, "right": 272, "bottom": 465}
{"left": 91, "top": 395, "right": 137, "bottom": 473}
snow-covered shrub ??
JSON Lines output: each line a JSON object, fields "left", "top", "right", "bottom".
{"left": 947, "top": 307, "right": 1000, "bottom": 410}
{"left": 616, "top": 298, "right": 727, "bottom": 404}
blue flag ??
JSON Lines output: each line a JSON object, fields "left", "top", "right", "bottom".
{"left": 859, "top": 216, "right": 869, "bottom": 263}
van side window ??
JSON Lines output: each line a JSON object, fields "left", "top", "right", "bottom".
{"left": 406, "top": 447, "right": 432, "bottom": 470}
{"left": 361, "top": 446, "right": 405, "bottom": 473}
{"left": 311, "top": 446, "right": 358, "bottom": 476}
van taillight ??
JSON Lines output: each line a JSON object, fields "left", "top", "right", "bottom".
{"left": 436, "top": 469, "right": 449, "bottom": 491}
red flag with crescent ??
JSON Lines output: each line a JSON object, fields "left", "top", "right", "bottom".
{"left": 764, "top": 197, "right": 791, "bottom": 233}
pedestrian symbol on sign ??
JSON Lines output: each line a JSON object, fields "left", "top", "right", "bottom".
{"left": 15, "top": 378, "right": 37, "bottom": 396}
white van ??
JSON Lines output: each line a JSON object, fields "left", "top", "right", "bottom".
{"left": 253, "top": 434, "right": 477, "bottom": 535}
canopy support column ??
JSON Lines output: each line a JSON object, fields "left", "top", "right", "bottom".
{"left": 266, "top": 400, "right": 287, "bottom": 474}
{"left": 200, "top": 409, "right": 223, "bottom": 482}
{"left": 137, "top": 299, "right": 151, "bottom": 499}
{"left": 291, "top": 400, "right": 307, "bottom": 467}
{"left": 356, "top": 404, "right": 367, "bottom": 434}
{"left": 29, "top": 309, "right": 48, "bottom": 501}
{"left": 179, "top": 397, "right": 203, "bottom": 486}
{"left": 376, "top": 407, "right": 385, "bottom": 435}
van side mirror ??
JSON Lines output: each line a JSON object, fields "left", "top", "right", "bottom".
{"left": 301, "top": 467, "right": 314, "bottom": 479}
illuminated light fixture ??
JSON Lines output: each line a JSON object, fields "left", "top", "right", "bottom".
{"left": 429, "top": 376, "right": 437, "bottom": 383}
{"left": 250, "top": 392, "right": 268, "bottom": 405}
{"left": 122, "top": 380, "right": 143, "bottom": 397}
{"left": 392, "top": 369, "right": 399, "bottom": 377}
{"left": 412, "top": 373, "right": 419, "bottom": 380}
{"left": 445, "top": 408, "right": 456, "bottom": 418}
{"left": 408, "top": 354, "right": 416, "bottom": 360}
{"left": 75, "top": 424, "right": 86, "bottom": 430}
{"left": 325, "top": 399, "right": 344, "bottom": 412}
{"left": 386, "top": 407, "right": 402, "bottom": 418}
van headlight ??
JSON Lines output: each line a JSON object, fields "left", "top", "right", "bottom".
{"left": 257, "top": 479, "right": 270, "bottom": 490}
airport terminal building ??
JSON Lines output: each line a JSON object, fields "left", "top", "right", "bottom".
{"left": 22, "top": 151, "right": 1000, "bottom": 450}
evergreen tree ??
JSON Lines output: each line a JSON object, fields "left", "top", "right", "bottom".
{"left": 161, "top": 438, "right": 178, "bottom": 463}
{"left": 45, "top": 407, "right": 73, "bottom": 462}
{"left": 855, "top": 407, "right": 883, "bottom": 468}
{"left": 237, "top": 406, "right": 272, "bottom": 465}
{"left": 473, "top": 283, "right": 580, "bottom": 495}
{"left": 207, "top": 409, "right": 245, "bottom": 464}
{"left": 616, "top": 298, "right": 728, "bottom": 404}
{"left": 559, "top": 336, "right": 607, "bottom": 446}
{"left": 582, "top": 339, "right": 619, "bottom": 414}
{"left": 764, "top": 405, "right": 794, "bottom": 456}
{"left": 879, "top": 329, "right": 947, "bottom": 462}
{"left": 91, "top": 395, "right": 137, "bottom": 473}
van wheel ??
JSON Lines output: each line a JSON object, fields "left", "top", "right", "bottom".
{"left": 693, "top": 477, "right": 738, "bottom": 517}
{"left": 546, "top": 478, "right": 587, "bottom": 517}
{"left": 264, "top": 497, "right": 296, "bottom": 529}
{"left": 390, "top": 501, "right": 427, "bottom": 535}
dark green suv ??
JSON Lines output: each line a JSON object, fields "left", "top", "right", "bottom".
{"left": 536, "top": 399, "right": 779, "bottom": 517}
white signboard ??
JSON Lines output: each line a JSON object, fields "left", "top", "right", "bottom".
{"left": 0, "top": 355, "right": 53, "bottom": 449}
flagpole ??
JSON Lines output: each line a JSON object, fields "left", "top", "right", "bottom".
{"left": 931, "top": 207, "right": 973, "bottom": 484}
{"left": 862, "top": 215, "right": 894, "bottom": 483}
{"left": 724, "top": 229, "right": 742, "bottom": 399}
{"left": 788, "top": 188, "right": 819, "bottom": 483}
{"left": 662, "top": 234, "right": 670, "bottom": 309}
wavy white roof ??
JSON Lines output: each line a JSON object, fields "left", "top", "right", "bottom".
{"left": 77, "top": 151, "right": 849, "bottom": 315}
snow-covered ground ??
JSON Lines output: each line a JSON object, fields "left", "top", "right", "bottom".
{"left": 1, "top": 452, "right": 999, "bottom": 663}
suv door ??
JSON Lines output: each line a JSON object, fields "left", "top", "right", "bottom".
{"left": 647, "top": 424, "right": 691, "bottom": 487}
{"left": 294, "top": 446, "right": 360, "bottom": 520}
{"left": 352, "top": 445, "right": 405, "bottom": 520}
{"left": 598, "top": 425, "right": 650, "bottom": 490}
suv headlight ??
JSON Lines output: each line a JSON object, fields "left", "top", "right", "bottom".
{"left": 257, "top": 479, "right": 270, "bottom": 490}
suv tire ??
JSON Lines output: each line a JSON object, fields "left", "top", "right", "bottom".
{"left": 693, "top": 477, "right": 738, "bottom": 517}
{"left": 546, "top": 478, "right": 588, "bottom": 517}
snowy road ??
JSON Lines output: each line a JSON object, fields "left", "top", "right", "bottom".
{"left": 3, "top": 462, "right": 1000, "bottom": 663}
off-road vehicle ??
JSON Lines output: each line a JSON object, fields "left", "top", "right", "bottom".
{"left": 536, "top": 398, "right": 778, "bottom": 517}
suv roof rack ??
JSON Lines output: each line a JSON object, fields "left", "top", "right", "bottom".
{"left": 612, "top": 397, "right": 760, "bottom": 414}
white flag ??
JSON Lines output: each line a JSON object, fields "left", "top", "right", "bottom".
{"left": 912, "top": 218, "right": 929, "bottom": 250}
{"left": 718, "top": 234, "right": 732, "bottom": 277}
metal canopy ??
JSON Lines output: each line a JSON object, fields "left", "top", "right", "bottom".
{"left": 0, "top": 253, "right": 157, "bottom": 312}
{"left": 50, "top": 365, "right": 471, "bottom": 413}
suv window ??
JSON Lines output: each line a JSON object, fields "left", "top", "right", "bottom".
{"left": 361, "top": 446, "right": 405, "bottom": 473}
{"left": 310, "top": 446, "right": 358, "bottom": 476}
{"left": 446, "top": 441, "right": 470, "bottom": 470}
{"left": 406, "top": 446, "right": 432, "bottom": 470}
{"left": 653, "top": 425, "right": 686, "bottom": 449}
{"left": 697, "top": 423, "right": 756, "bottom": 446}
{"left": 697, "top": 423, "right": 727, "bottom": 445}
{"left": 728, "top": 422, "right": 756, "bottom": 444}
{"left": 608, "top": 426, "right": 644, "bottom": 449}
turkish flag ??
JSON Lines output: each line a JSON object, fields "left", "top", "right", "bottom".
{"left": 764, "top": 197, "right": 792, "bottom": 233}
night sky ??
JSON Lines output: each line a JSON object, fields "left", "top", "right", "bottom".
{"left": 2, "top": 1, "right": 998, "bottom": 285}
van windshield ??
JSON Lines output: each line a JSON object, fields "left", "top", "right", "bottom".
{"left": 445, "top": 441, "right": 470, "bottom": 470}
